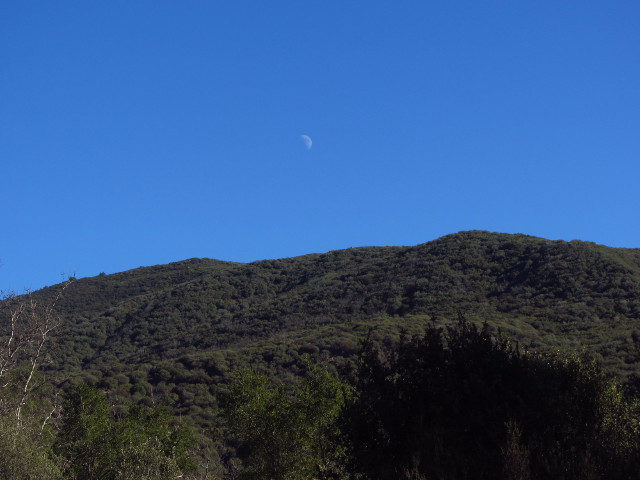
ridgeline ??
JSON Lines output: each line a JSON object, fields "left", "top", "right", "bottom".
{"left": 3, "top": 230, "right": 640, "bottom": 436}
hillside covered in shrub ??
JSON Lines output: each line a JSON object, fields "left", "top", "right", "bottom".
{"left": 2, "top": 230, "right": 640, "bottom": 477}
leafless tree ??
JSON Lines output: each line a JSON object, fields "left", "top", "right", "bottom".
{"left": 0, "top": 279, "right": 72, "bottom": 427}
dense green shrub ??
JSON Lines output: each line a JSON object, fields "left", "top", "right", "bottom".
{"left": 344, "top": 320, "right": 640, "bottom": 480}
{"left": 0, "top": 418, "right": 61, "bottom": 480}
{"left": 54, "top": 384, "right": 195, "bottom": 480}
{"left": 224, "top": 360, "right": 350, "bottom": 480}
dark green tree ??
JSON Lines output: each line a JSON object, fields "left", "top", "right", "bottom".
{"left": 55, "top": 383, "right": 195, "bottom": 480}
{"left": 344, "top": 319, "right": 640, "bottom": 480}
{"left": 225, "top": 360, "right": 350, "bottom": 480}
{"left": 0, "top": 416, "right": 61, "bottom": 480}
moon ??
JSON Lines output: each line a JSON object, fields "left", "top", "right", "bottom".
{"left": 300, "top": 134, "right": 312, "bottom": 150}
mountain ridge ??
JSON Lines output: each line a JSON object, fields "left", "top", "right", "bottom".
{"left": 3, "top": 230, "right": 640, "bottom": 433}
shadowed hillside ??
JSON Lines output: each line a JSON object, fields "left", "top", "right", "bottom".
{"left": 3, "top": 230, "right": 640, "bottom": 433}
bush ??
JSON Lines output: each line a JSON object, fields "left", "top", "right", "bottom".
{"left": 344, "top": 319, "right": 640, "bottom": 480}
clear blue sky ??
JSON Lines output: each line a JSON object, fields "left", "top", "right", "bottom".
{"left": 1, "top": 1, "right": 639, "bottom": 292}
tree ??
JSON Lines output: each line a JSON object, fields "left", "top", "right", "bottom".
{"left": 0, "top": 415, "right": 62, "bottom": 479}
{"left": 0, "top": 281, "right": 71, "bottom": 424}
{"left": 344, "top": 319, "right": 640, "bottom": 480}
{"left": 55, "top": 383, "right": 196, "bottom": 480}
{"left": 225, "top": 359, "right": 350, "bottom": 480}
{"left": 0, "top": 282, "right": 72, "bottom": 479}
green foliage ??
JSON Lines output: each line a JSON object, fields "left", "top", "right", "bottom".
{"left": 4, "top": 230, "right": 640, "bottom": 478}
{"left": 0, "top": 417, "right": 61, "bottom": 480}
{"left": 0, "top": 375, "right": 60, "bottom": 478}
{"left": 225, "top": 360, "right": 350, "bottom": 480}
{"left": 55, "top": 383, "right": 110, "bottom": 478}
{"left": 344, "top": 319, "right": 640, "bottom": 480}
{"left": 8, "top": 231, "right": 640, "bottom": 381}
{"left": 55, "top": 383, "right": 195, "bottom": 480}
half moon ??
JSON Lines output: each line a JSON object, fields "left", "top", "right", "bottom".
{"left": 300, "top": 134, "right": 312, "bottom": 150}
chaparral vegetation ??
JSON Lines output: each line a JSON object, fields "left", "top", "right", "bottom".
{"left": 3, "top": 231, "right": 640, "bottom": 479}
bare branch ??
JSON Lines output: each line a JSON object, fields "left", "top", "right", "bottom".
{"left": 0, "top": 278, "right": 73, "bottom": 424}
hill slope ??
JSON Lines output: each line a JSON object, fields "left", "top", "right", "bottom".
{"left": 3, "top": 230, "right": 640, "bottom": 429}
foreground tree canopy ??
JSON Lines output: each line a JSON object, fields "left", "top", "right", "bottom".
{"left": 0, "top": 288, "right": 197, "bottom": 480}
{"left": 3, "top": 278, "right": 640, "bottom": 478}
{"left": 344, "top": 320, "right": 640, "bottom": 479}
{"left": 55, "top": 383, "right": 196, "bottom": 480}
{"left": 226, "top": 320, "right": 640, "bottom": 480}
{"left": 225, "top": 360, "right": 349, "bottom": 479}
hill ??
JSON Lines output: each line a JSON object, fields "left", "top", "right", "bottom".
{"left": 3, "top": 230, "right": 640, "bottom": 432}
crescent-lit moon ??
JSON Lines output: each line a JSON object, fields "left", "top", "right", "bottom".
{"left": 300, "top": 134, "right": 312, "bottom": 150}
